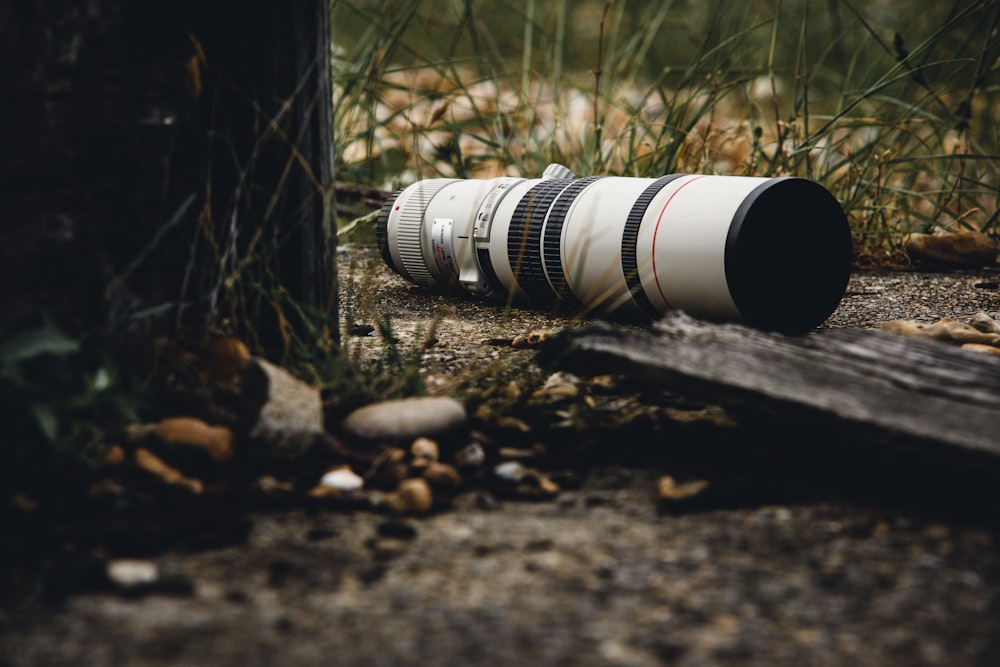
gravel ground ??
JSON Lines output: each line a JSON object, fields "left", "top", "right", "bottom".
{"left": 340, "top": 245, "right": 1000, "bottom": 381}
{"left": 3, "top": 248, "right": 1000, "bottom": 667}
{"left": 824, "top": 270, "right": 1000, "bottom": 329}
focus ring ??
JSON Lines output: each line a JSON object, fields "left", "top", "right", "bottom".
{"left": 542, "top": 176, "right": 605, "bottom": 306}
{"left": 621, "top": 174, "right": 686, "bottom": 318}
{"left": 507, "top": 179, "right": 574, "bottom": 303}
{"left": 395, "top": 179, "right": 459, "bottom": 287}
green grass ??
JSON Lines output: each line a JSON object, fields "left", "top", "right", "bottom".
{"left": 331, "top": 0, "right": 1000, "bottom": 263}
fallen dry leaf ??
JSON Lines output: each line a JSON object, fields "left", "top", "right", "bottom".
{"left": 134, "top": 447, "right": 204, "bottom": 494}
{"left": 154, "top": 417, "right": 235, "bottom": 461}
{"left": 881, "top": 318, "right": 1000, "bottom": 346}
{"left": 202, "top": 337, "right": 251, "bottom": 385}
{"left": 657, "top": 476, "right": 710, "bottom": 501}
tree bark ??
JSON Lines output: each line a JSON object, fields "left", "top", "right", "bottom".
{"left": 0, "top": 0, "right": 337, "bottom": 357}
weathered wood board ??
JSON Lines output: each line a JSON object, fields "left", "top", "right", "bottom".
{"left": 539, "top": 313, "right": 1000, "bottom": 472}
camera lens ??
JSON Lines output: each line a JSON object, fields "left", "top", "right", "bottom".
{"left": 376, "top": 165, "right": 852, "bottom": 333}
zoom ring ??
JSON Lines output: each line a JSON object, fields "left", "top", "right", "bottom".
{"left": 542, "top": 176, "right": 605, "bottom": 307}
{"left": 506, "top": 179, "right": 574, "bottom": 303}
{"left": 621, "top": 174, "right": 686, "bottom": 318}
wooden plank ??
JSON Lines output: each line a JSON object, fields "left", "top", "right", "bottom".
{"left": 538, "top": 313, "right": 1000, "bottom": 470}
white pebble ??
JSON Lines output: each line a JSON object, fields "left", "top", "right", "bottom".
{"left": 341, "top": 396, "right": 467, "bottom": 441}
{"left": 319, "top": 466, "right": 364, "bottom": 491}
{"left": 457, "top": 442, "right": 486, "bottom": 467}
{"left": 410, "top": 437, "right": 440, "bottom": 462}
{"left": 106, "top": 559, "right": 159, "bottom": 587}
{"left": 493, "top": 461, "right": 527, "bottom": 482}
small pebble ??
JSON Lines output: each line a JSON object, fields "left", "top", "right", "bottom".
{"left": 494, "top": 461, "right": 527, "bottom": 483}
{"left": 455, "top": 442, "right": 486, "bottom": 468}
{"left": 341, "top": 397, "right": 467, "bottom": 441}
{"left": 422, "top": 461, "right": 463, "bottom": 488}
{"left": 657, "top": 476, "right": 710, "bottom": 501}
{"left": 106, "top": 559, "right": 159, "bottom": 588}
{"left": 383, "top": 478, "right": 434, "bottom": 513}
{"left": 969, "top": 312, "right": 1000, "bottom": 334}
{"left": 410, "top": 437, "right": 440, "bottom": 465}
{"left": 319, "top": 466, "right": 364, "bottom": 492}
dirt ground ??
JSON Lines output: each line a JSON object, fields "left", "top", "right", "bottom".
{"left": 3, "top": 247, "right": 1000, "bottom": 667}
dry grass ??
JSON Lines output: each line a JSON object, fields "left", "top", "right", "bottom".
{"left": 332, "top": 0, "right": 1000, "bottom": 264}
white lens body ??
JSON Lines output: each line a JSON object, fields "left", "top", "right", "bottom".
{"left": 483, "top": 178, "right": 544, "bottom": 299}
{"left": 381, "top": 178, "right": 460, "bottom": 288}
{"left": 553, "top": 177, "right": 662, "bottom": 318}
{"left": 377, "top": 165, "right": 852, "bottom": 332}
{"left": 637, "top": 174, "right": 772, "bottom": 319}
{"left": 382, "top": 176, "right": 522, "bottom": 294}
{"left": 485, "top": 174, "right": 773, "bottom": 320}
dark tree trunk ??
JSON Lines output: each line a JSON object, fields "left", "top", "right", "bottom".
{"left": 0, "top": 0, "right": 337, "bottom": 358}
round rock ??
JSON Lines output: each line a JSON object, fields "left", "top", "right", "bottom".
{"left": 319, "top": 466, "right": 364, "bottom": 492}
{"left": 904, "top": 230, "right": 997, "bottom": 268}
{"left": 341, "top": 396, "right": 467, "bottom": 442}
{"left": 246, "top": 358, "right": 324, "bottom": 458}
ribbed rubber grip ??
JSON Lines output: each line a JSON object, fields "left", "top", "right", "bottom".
{"left": 506, "top": 179, "right": 573, "bottom": 303}
{"left": 542, "top": 176, "right": 604, "bottom": 306}
{"left": 621, "top": 174, "right": 685, "bottom": 318}
{"left": 393, "top": 180, "right": 458, "bottom": 287}
{"left": 376, "top": 190, "right": 405, "bottom": 276}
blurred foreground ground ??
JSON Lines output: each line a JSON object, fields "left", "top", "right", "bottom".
{"left": 2, "top": 249, "right": 999, "bottom": 667}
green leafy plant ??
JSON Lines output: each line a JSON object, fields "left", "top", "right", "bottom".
{"left": 0, "top": 324, "right": 144, "bottom": 492}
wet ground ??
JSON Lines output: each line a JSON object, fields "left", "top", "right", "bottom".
{"left": 3, "top": 249, "right": 1000, "bottom": 667}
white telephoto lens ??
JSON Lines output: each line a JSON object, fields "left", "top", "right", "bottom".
{"left": 377, "top": 165, "right": 852, "bottom": 333}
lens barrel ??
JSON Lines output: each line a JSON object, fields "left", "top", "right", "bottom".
{"left": 376, "top": 165, "right": 852, "bottom": 333}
